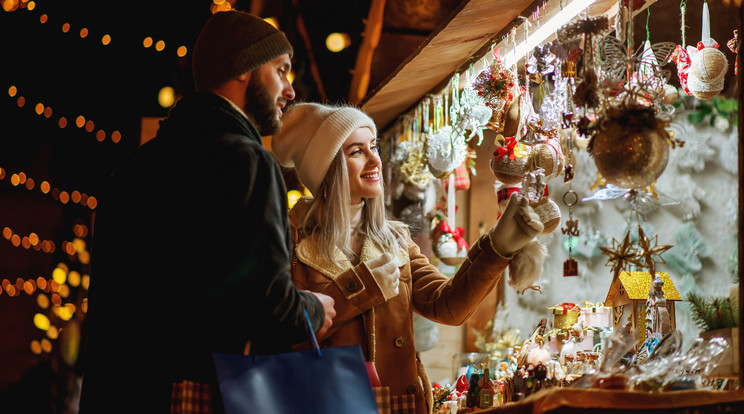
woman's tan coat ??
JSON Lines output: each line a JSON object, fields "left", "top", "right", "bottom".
{"left": 289, "top": 199, "right": 510, "bottom": 414}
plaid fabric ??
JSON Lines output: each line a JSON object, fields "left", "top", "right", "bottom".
{"left": 373, "top": 386, "right": 391, "bottom": 414}
{"left": 170, "top": 380, "right": 213, "bottom": 414}
{"left": 442, "top": 162, "right": 470, "bottom": 191}
{"left": 390, "top": 394, "right": 415, "bottom": 414}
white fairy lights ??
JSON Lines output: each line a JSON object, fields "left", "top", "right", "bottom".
{"left": 503, "top": 0, "right": 598, "bottom": 67}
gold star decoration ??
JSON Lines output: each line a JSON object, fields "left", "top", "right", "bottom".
{"left": 599, "top": 229, "right": 640, "bottom": 279}
{"left": 633, "top": 225, "right": 672, "bottom": 277}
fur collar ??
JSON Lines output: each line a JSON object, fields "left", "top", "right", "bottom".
{"left": 289, "top": 197, "right": 408, "bottom": 280}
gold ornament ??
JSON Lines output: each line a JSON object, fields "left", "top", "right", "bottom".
{"left": 589, "top": 107, "right": 670, "bottom": 189}
{"left": 529, "top": 140, "right": 564, "bottom": 181}
{"left": 599, "top": 230, "right": 639, "bottom": 279}
{"left": 632, "top": 225, "right": 673, "bottom": 277}
{"left": 472, "top": 61, "right": 518, "bottom": 133}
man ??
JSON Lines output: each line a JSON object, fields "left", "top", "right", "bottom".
{"left": 78, "top": 10, "right": 335, "bottom": 413}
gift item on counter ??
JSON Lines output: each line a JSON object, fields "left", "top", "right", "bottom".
{"left": 578, "top": 303, "right": 613, "bottom": 328}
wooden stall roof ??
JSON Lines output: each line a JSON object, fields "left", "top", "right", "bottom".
{"left": 360, "top": 0, "right": 624, "bottom": 132}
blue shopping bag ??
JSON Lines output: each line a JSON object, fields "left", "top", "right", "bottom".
{"left": 212, "top": 311, "right": 378, "bottom": 414}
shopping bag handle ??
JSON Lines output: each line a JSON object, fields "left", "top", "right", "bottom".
{"left": 303, "top": 309, "right": 322, "bottom": 357}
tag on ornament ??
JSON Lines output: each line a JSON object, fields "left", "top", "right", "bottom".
{"left": 563, "top": 259, "right": 578, "bottom": 277}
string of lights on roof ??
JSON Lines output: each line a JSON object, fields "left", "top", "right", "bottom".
{"left": 1, "top": 223, "right": 89, "bottom": 258}
{"left": 0, "top": 166, "right": 98, "bottom": 209}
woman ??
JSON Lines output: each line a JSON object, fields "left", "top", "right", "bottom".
{"left": 272, "top": 103, "right": 543, "bottom": 414}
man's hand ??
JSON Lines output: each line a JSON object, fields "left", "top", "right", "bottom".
{"left": 309, "top": 291, "right": 335, "bottom": 338}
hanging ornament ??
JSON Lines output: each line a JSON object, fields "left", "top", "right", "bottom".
{"left": 472, "top": 56, "right": 518, "bottom": 133}
{"left": 529, "top": 137, "right": 565, "bottom": 182}
{"left": 726, "top": 30, "right": 738, "bottom": 75}
{"left": 561, "top": 190, "right": 580, "bottom": 277}
{"left": 432, "top": 220, "right": 468, "bottom": 266}
{"left": 673, "top": 1, "right": 728, "bottom": 100}
{"left": 489, "top": 136, "right": 532, "bottom": 185}
{"left": 399, "top": 203, "right": 426, "bottom": 236}
{"left": 426, "top": 94, "right": 469, "bottom": 178}
{"left": 530, "top": 197, "right": 561, "bottom": 235}
{"left": 588, "top": 105, "right": 671, "bottom": 189}
{"left": 454, "top": 66, "right": 492, "bottom": 146}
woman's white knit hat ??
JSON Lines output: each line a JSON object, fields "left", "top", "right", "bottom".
{"left": 272, "top": 103, "right": 377, "bottom": 196}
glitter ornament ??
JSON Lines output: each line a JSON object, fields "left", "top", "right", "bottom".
{"left": 529, "top": 139, "right": 565, "bottom": 181}
{"left": 472, "top": 60, "right": 517, "bottom": 133}
{"left": 530, "top": 197, "right": 561, "bottom": 235}
{"left": 490, "top": 137, "right": 532, "bottom": 185}
{"left": 589, "top": 107, "right": 670, "bottom": 189}
{"left": 425, "top": 125, "right": 469, "bottom": 178}
{"left": 433, "top": 232, "right": 468, "bottom": 266}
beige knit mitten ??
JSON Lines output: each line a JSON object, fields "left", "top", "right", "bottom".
{"left": 489, "top": 193, "right": 543, "bottom": 257}
{"left": 364, "top": 252, "right": 400, "bottom": 300}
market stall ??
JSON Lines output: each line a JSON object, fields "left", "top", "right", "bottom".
{"left": 358, "top": 0, "right": 744, "bottom": 412}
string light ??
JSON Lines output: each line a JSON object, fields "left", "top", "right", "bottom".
{"left": 0, "top": 166, "right": 98, "bottom": 209}
{"left": 4, "top": 3, "right": 190, "bottom": 58}
{"left": 8, "top": 85, "right": 123, "bottom": 145}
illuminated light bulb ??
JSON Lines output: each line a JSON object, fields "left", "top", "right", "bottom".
{"left": 39, "top": 13, "right": 47, "bottom": 23}
{"left": 263, "top": 17, "right": 278, "bottom": 29}
{"left": 143, "top": 37, "right": 153, "bottom": 48}
{"left": 110, "top": 131, "right": 121, "bottom": 143}
{"left": 25, "top": 177, "right": 34, "bottom": 190}
{"left": 177, "top": 46, "right": 187, "bottom": 57}
{"left": 58, "top": 117, "right": 67, "bottom": 128}
{"left": 40, "top": 181, "right": 50, "bottom": 193}
{"left": 29, "top": 233, "right": 39, "bottom": 245}
{"left": 27, "top": 1, "right": 35, "bottom": 11}
{"left": 71, "top": 190, "right": 81, "bottom": 203}
{"left": 158, "top": 86, "right": 175, "bottom": 108}
{"left": 41, "top": 338, "right": 52, "bottom": 353}
{"left": 68, "top": 271, "right": 81, "bottom": 287}
{"left": 8, "top": 85, "right": 17, "bottom": 97}
{"left": 21, "top": 236, "right": 30, "bottom": 249}
{"left": 10, "top": 173, "right": 19, "bottom": 185}
{"left": 47, "top": 326, "right": 59, "bottom": 340}
{"left": 35, "top": 103, "right": 43, "bottom": 115}
{"left": 2, "top": 0, "right": 19, "bottom": 12}
{"left": 82, "top": 275, "right": 90, "bottom": 291}
{"left": 155, "top": 40, "right": 165, "bottom": 51}
{"left": 59, "top": 284, "right": 70, "bottom": 298}
{"left": 63, "top": 240, "right": 76, "bottom": 255}
{"left": 213, "top": 0, "right": 226, "bottom": 4}
{"left": 37, "top": 293, "right": 49, "bottom": 309}
{"left": 52, "top": 267, "right": 67, "bottom": 284}
{"left": 326, "top": 32, "right": 350, "bottom": 53}
{"left": 2, "top": 227, "right": 11, "bottom": 239}
{"left": 0, "top": 168, "right": 4, "bottom": 179}
{"left": 80, "top": 28, "right": 88, "bottom": 38}
{"left": 43, "top": 107, "right": 52, "bottom": 118}
{"left": 59, "top": 191, "right": 70, "bottom": 204}
{"left": 75, "top": 115, "right": 85, "bottom": 128}
{"left": 61, "top": 22, "right": 70, "bottom": 33}
{"left": 30, "top": 340, "right": 42, "bottom": 355}
{"left": 96, "top": 130, "right": 106, "bottom": 141}
{"left": 51, "top": 293, "right": 61, "bottom": 305}
{"left": 87, "top": 196, "right": 98, "bottom": 209}
{"left": 34, "top": 313, "right": 50, "bottom": 330}
{"left": 81, "top": 299, "right": 88, "bottom": 313}
{"left": 78, "top": 250, "right": 90, "bottom": 264}
{"left": 5, "top": 285, "right": 16, "bottom": 296}
{"left": 101, "top": 34, "right": 111, "bottom": 45}
{"left": 85, "top": 120, "right": 94, "bottom": 132}
{"left": 15, "top": 277, "right": 24, "bottom": 289}
{"left": 287, "top": 189, "right": 302, "bottom": 209}
{"left": 11, "top": 234, "right": 20, "bottom": 246}
{"left": 16, "top": 96, "right": 25, "bottom": 107}
{"left": 17, "top": 172, "right": 26, "bottom": 183}
{"left": 23, "top": 280, "right": 35, "bottom": 295}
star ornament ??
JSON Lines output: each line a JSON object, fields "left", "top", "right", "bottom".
{"left": 599, "top": 230, "right": 639, "bottom": 278}
{"left": 633, "top": 225, "right": 673, "bottom": 277}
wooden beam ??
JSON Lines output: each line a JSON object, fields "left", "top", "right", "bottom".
{"left": 349, "top": 0, "right": 386, "bottom": 105}
{"left": 291, "top": 0, "right": 328, "bottom": 102}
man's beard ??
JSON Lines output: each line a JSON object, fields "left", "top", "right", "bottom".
{"left": 243, "top": 76, "right": 283, "bottom": 136}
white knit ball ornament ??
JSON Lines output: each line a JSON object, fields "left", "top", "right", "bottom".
{"left": 687, "top": 47, "right": 728, "bottom": 101}
{"left": 529, "top": 197, "right": 561, "bottom": 234}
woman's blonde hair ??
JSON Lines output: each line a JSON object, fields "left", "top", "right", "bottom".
{"left": 297, "top": 151, "right": 409, "bottom": 265}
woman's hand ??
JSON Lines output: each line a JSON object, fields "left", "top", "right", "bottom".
{"left": 364, "top": 252, "right": 400, "bottom": 300}
{"left": 489, "top": 193, "right": 543, "bottom": 257}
